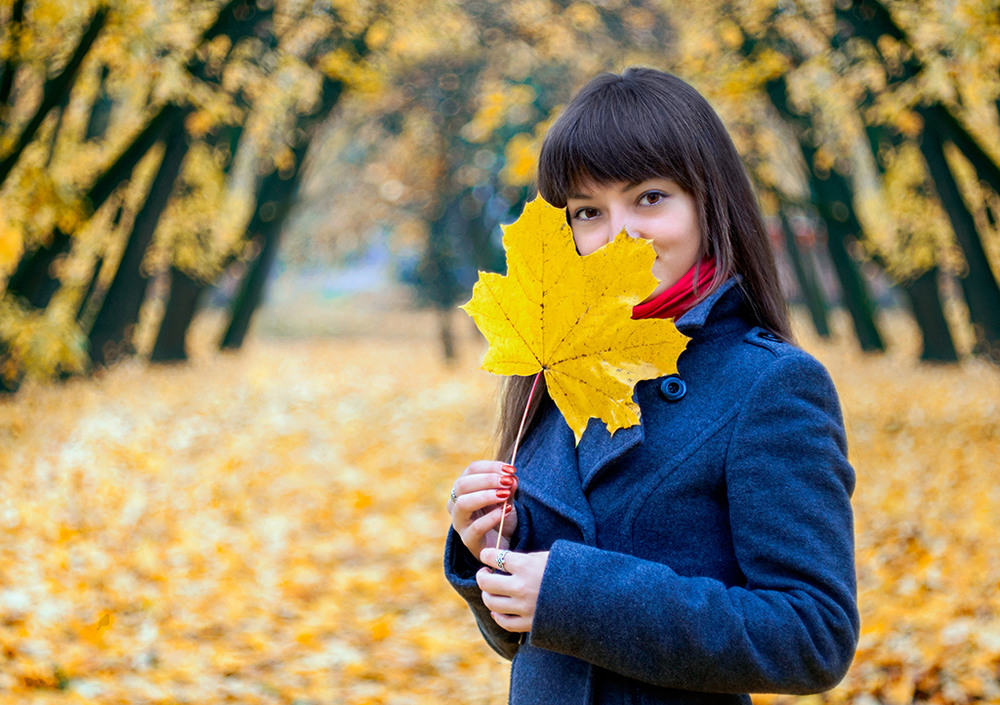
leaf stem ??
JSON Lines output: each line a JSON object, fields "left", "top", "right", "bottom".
{"left": 496, "top": 371, "right": 541, "bottom": 551}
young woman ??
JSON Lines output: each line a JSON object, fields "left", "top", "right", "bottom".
{"left": 445, "top": 67, "right": 858, "bottom": 705}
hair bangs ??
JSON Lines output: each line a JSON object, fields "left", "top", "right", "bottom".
{"left": 537, "top": 73, "right": 690, "bottom": 207}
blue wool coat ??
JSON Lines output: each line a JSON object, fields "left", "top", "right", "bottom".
{"left": 444, "top": 278, "right": 859, "bottom": 705}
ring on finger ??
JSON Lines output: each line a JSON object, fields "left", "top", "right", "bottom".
{"left": 496, "top": 550, "right": 509, "bottom": 572}
{"left": 450, "top": 487, "right": 458, "bottom": 503}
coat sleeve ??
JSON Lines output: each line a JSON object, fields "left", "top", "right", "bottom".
{"left": 527, "top": 353, "right": 859, "bottom": 694}
{"left": 443, "top": 499, "right": 531, "bottom": 660}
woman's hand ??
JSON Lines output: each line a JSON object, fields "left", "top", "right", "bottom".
{"left": 447, "top": 460, "right": 518, "bottom": 556}
{"left": 477, "top": 548, "right": 550, "bottom": 633}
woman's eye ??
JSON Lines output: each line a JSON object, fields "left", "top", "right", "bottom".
{"left": 573, "top": 207, "right": 600, "bottom": 221}
{"left": 639, "top": 191, "right": 666, "bottom": 206}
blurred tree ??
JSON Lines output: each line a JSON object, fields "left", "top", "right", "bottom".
{"left": 0, "top": 0, "right": 378, "bottom": 385}
{"left": 775, "top": 200, "right": 831, "bottom": 338}
{"left": 831, "top": 0, "right": 1000, "bottom": 359}
{"left": 5, "top": 0, "right": 1000, "bottom": 384}
{"left": 0, "top": 5, "right": 107, "bottom": 187}
{"left": 221, "top": 74, "right": 346, "bottom": 351}
{"left": 294, "top": 0, "right": 674, "bottom": 361}
{"left": 718, "top": 16, "right": 886, "bottom": 350}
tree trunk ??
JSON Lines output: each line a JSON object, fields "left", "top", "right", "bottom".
{"left": 800, "top": 162, "right": 885, "bottom": 351}
{"left": 420, "top": 196, "right": 464, "bottom": 306}
{"left": 805, "top": 154, "right": 885, "bottom": 352}
{"left": 834, "top": 0, "right": 1000, "bottom": 360}
{"left": 221, "top": 77, "right": 344, "bottom": 350}
{"left": 221, "top": 231, "right": 279, "bottom": 350}
{"left": 151, "top": 266, "right": 205, "bottom": 362}
{"left": 438, "top": 307, "right": 456, "bottom": 364}
{"left": 88, "top": 111, "right": 190, "bottom": 366}
{"left": 899, "top": 267, "right": 958, "bottom": 362}
{"left": 820, "top": 216, "right": 885, "bottom": 351}
{"left": 778, "top": 209, "right": 830, "bottom": 337}
{"left": 837, "top": 0, "right": 1000, "bottom": 195}
{"left": 220, "top": 170, "right": 299, "bottom": 350}
{"left": 865, "top": 121, "right": 961, "bottom": 363}
{"left": 928, "top": 104, "right": 1000, "bottom": 195}
{"left": 918, "top": 126, "right": 1000, "bottom": 356}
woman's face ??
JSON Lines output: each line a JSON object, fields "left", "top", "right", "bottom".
{"left": 566, "top": 177, "right": 702, "bottom": 302}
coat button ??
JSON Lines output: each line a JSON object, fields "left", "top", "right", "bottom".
{"left": 758, "top": 330, "right": 782, "bottom": 342}
{"left": 659, "top": 375, "right": 686, "bottom": 401}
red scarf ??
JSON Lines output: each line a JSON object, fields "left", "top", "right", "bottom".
{"left": 631, "top": 257, "right": 717, "bottom": 320}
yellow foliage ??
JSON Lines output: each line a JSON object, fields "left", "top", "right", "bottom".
{"left": 894, "top": 109, "right": 924, "bottom": 139}
{"left": 857, "top": 141, "right": 961, "bottom": 280}
{"left": 318, "top": 47, "right": 382, "bottom": 94}
{"left": 461, "top": 82, "right": 537, "bottom": 145}
{"left": 718, "top": 19, "right": 744, "bottom": 50}
{"left": 0, "top": 305, "right": 998, "bottom": 703}
{"left": 499, "top": 132, "right": 538, "bottom": 187}
{"left": 0, "top": 316, "right": 512, "bottom": 702}
{"left": 0, "top": 218, "right": 24, "bottom": 275}
{"left": 364, "top": 21, "right": 390, "bottom": 50}
{"left": 0, "top": 296, "right": 88, "bottom": 383}
{"left": 461, "top": 198, "right": 688, "bottom": 442}
{"left": 147, "top": 141, "right": 230, "bottom": 281}
{"left": 565, "top": 2, "right": 600, "bottom": 32}
{"left": 498, "top": 116, "right": 552, "bottom": 188}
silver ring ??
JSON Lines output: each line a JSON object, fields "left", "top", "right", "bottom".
{"left": 496, "top": 550, "right": 509, "bottom": 572}
{"left": 450, "top": 488, "right": 458, "bottom": 503}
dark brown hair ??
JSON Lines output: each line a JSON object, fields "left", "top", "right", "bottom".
{"left": 496, "top": 67, "right": 791, "bottom": 463}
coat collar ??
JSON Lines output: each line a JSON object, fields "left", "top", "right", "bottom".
{"left": 673, "top": 275, "right": 745, "bottom": 338}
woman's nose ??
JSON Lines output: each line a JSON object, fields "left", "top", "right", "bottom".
{"left": 608, "top": 213, "right": 637, "bottom": 242}
{"left": 612, "top": 220, "right": 640, "bottom": 242}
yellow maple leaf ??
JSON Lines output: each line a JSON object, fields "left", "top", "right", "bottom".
{"left": 461, "top": 197, "right": 689, "bottom": 443}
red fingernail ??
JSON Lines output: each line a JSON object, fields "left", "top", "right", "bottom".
{"left": 501, "top": 464, "right": 516, "bottom": 475}
{"left": 504, "top": 503, "right": 513, "bottom": 513}
{"left": 496, "top": 489, "right": 511, "bottom": 500}
{"left": 499, "top": 475, "right": 514, "bottom": 487}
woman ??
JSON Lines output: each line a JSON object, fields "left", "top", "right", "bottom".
{"left": 445, "top": 67, "right": 858, "bottom": 705}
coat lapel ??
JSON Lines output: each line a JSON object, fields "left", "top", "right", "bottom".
{"left": 516, "top": 407, "right": 597, "bottom": 545}
{"left": 576, "top": 417, "right": 644, "bottom": 492}
{"left": 516, "top": 405, "right": 646, "bottom": 545}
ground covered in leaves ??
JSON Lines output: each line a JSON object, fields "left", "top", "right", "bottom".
{"left": 1, "top": 300, "right": 999, "bottom": 704}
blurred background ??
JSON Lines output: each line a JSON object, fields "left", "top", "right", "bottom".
{"left": 1, "top": 0, "right": 999, "bottom": 703}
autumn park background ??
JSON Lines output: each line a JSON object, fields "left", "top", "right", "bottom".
{"left": 1, "top": 0, "right": 1000, "bottom": 703}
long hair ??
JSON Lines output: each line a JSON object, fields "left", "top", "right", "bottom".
{"left": 496, "top": 67, "right": 790, "bottom": 463}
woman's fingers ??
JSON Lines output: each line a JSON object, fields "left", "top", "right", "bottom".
{"left": 459, "top": 503, "right": 515, "bottom": 554}
{"left": 475, "top": 549, "right": 549, "bottom": 632}
{"left": 468, "top": 502, "right": 512, "bottom": 534}
{"left": 479, "top": 548, "right": 519, "bottom": 576}
{"left": 475, "top": 565, "right": 534, "bottom": 633}
{"left": 454, "top": 488, "right": 514, "bottom": 519}
{"left": 447, "top": 462, "right": 517, "bottom": 517}
{"left": 489, "top": 611, "right": 531, "bottom": 632}
{"left": 448, "top": 461, "right": 519, "bottom": 556}
{"left": 452, "top": 465, "right": 517, "bottom": 498}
